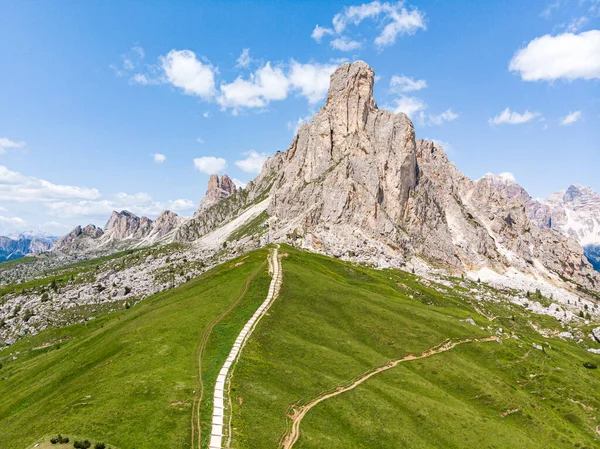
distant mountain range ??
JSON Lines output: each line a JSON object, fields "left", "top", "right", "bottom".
{"left": 4, "top": 62, "right": 600, "bottom": 288}
{"left": 0, "top": 232, "right": 58, "bottom": 262}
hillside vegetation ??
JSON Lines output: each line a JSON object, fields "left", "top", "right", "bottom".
{"left": 0, "top": 245, "right": 599, "bottom": 448}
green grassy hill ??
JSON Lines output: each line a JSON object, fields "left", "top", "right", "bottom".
{"left": 1, "top": 245, "right": 599, "bottom": 448}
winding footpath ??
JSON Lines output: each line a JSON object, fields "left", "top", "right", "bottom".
{"left": 279, "top": 336, "right": 499, "bottom": 449}
{"left": 191, "top": 260, "right": 266, "bottom": 449}
{"left": 209, "top": 246, "right": 283, "bottom": 449}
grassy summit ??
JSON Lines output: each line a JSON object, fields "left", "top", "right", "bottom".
{"left": 0, "top": 245, "right": 599, "bottom": 448}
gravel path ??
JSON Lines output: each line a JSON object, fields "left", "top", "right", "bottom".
{"left": 208, "top": 245, "right": 282, "bottom": 449}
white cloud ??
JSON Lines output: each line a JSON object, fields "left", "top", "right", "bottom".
{"left": 498, "top": 172, "right": 516, "bottom": 182}
{"left": 312, "top": 25, "right": 334, "bottom": 42}
{"left": 160, "top": 49, "right": 216, "bottom": 99}
{"left": 110, "top": 46, "right": 146, "bottom": 79}
{"left": 374, "top": 5, "right": 426, "bottom": 47}
{"left": 232, "top": 178, "right": 248, "bottom": 189}
{"left": 288, "top": 61, "right": 338, "bottom": 104}
{"left": 236, "top": 48, "right": 252, "bottom": 68}
{"left": 46, "top": 193, "right": 196, "bottom": 219}
{"left": 389, "top": 96, "right": 427, "bottom": 117}
{"left": 424, "top": 109, "right": 459, "bottom": 126}
{"left": 196, "top": 137, "right": 205, "bottom": 144}
{"left": 331, "top": 37, "right": 362, "bottom": 51}
{"left": 0, "top": 215, "right": 25, "bottom": 225}
{"left": 318, "top": 1, "right": 426, "bottom": 50}
{"left": 235, "top": 150, "right": 268, "bottom": 174}
{"left": 390, "top": 74, "right": 427, "bottom": 92}
{"left": 193, "top": 156, "right": 227, "bottom": 174}
{"left": 153, "top": 153, "right": 166, "bottom": 164}
{"left": 566, "top": 16, "right": 588, "bottom": 33}
{"left": 114, "top": 192, "right": 153, "bottom": 204}
{"left": 0, "top": 165, "right": 100, "bottom": 202}
{"left": 509, "top": 30, "right": 600, "bottom": 81}
{"left": 217, "top": 60, "right": 337, "bottom": 112}
{"left": 203, "top": 111, "right": 210, "bottom": 118}
{"left": 560, "top": 110, "right": 582, "bottom": 125}
{"left": 0, "top": 137, "right": 25, "bottom": 156}
{"left": 489, "top": 108, "right": 540, "bottom": 125}
{"left": 169, "top": 198, "right": 195, "bottom": 211}
{"left": 217, "top": 62, "right": 289, "bottom": 112}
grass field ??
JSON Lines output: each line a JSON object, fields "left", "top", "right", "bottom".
{"left": 0, "top": 248, "right": 270, "bottom": 449}
{"left": 229, "top": 246, "right": 600, "bottom": 448}
{"left": 1, "top": 245, "right": 599, "bottom": 448}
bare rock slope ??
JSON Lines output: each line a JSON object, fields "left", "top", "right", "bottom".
{"left": 192, "top": 61, "right": 597, "bottom": 289}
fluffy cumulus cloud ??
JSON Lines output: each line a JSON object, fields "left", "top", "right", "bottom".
{"left": 193, "top": 156, "right": 228, "bottom": 174}
{"left": 217, "top": 62, "right": 289, "bottom": 112}
{"left": 390, "top": 96, "right": 427, "bottom": 116}
{"left": 0, "top": 165, "right": 100, "bottom": 202}
{"left": 217, "top": 60, "right": 337, "bottom": 112}
{"left": 235, "top": 150, "right": 268, "bottom": 174}
{"left": 331, "top": 37, "right": 362, "bottom": 51}
{"left": 46, "top": 193, "right": 196, "bottom": 219}
{"left": 160, "top": 49, "right": 217, "bottom": 99}
{"left": 488, "top": 108, "right": 540, "bottom": 125}
{"left": 560, "top": 110, "right": 582, "bottom": 125}
{"left": 153, "top": 153, "right": 166, "bottom": 164}
{"left": 119, "top": 45, "right": 338, "bottom": 113}
{"left": 288, "top": 61, "right": 338, "bottom": 104}
{"left": 509, "top": 30, "right": 600, "bottom": 81}
{"left": 386, "top": 75, "right": 457, "bottom": 126}
{"left": 390, "top": 74, "right": 427, "bottom": 92}
{"left": 313, "top": 1, "right": 426, "bottom": 50}
{"left": 0, "top": 137, "right": 26, "bottom": 155}
{"left": 311, "top": 25, "right": 335, "bottom": 42}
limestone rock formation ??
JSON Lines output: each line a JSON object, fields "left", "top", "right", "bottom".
{"left": 53, "top": 224, "right": 105, "bottom": 252}
{"left": 527, "top": 184, "right": 600, "bottom": 272}
{"left": 103, "top": 211, "right": 152, "bottom": 241}
{"left": 196, "top": 174, "right": 238, "bottom": 214}
{"left": 210, "top": 60, "right": 598, "bottom": 289}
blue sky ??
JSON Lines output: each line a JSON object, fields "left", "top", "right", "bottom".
{"left": 0, "top": 0, "right": 599, "bottom": 235}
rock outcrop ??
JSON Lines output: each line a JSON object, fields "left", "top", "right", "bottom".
{"left": 196, "top": 174, "right": 238, "bottom": 214}
{"left": 53, "top": 224, "right": 104, "bottom": 252}
{"left": 103, "top": 211, "right": 152, "bottom": 240}
{"left": 528, "top": 184, "right": 600, "bottom": 272}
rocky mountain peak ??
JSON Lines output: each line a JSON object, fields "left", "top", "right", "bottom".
{"left": 104, "top": 210, "right": 152, "bottom": 240}
{"left": 196, "top": 173, "right": 237, "bottom": 213}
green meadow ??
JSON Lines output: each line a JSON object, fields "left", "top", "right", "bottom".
{"left": 0, "top": 245, "right": 599, "bottom": 448}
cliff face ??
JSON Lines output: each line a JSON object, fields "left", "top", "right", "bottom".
{"left": 238, "top": 61, "right": 598, "bottom": 288}
{"left": 196, "top": 174, "right": 238, "bottom": 214}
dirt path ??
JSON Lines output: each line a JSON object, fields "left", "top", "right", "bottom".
{"left": 279, "top": 336, "right": 499, "bottom": 449}
{"left": 190, "top": 260, "right": 266, "bottom": 449}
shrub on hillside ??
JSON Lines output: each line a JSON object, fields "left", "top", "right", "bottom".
{"left": 73, "top": 440, "right": 91, "bottom": 449}
{"left": 50, "top": 434, "right": 69, "bottom": 444}
{"left": 95, "top": 443, "right": 106, "bottom": 449}
{"left": 583, "top": 362, "right": 598, "bottom": 369}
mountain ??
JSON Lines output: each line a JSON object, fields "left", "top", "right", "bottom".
{"left": 196, "top": 173, "right": 238, "bottom": 213}
{"left": 44, "top": 61, "right": 600, "bottom": 292}
{"left": 52, "top": 210, "right": 183, "bottom": 253}
{"left": 180, "top": 61, "right": 598, "bottom": 291}
{"left": 0, "top": 233, "right": 58, "bottom": 262}
{"left": 529, "top": 184, "right": 600, "bottom": 272}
